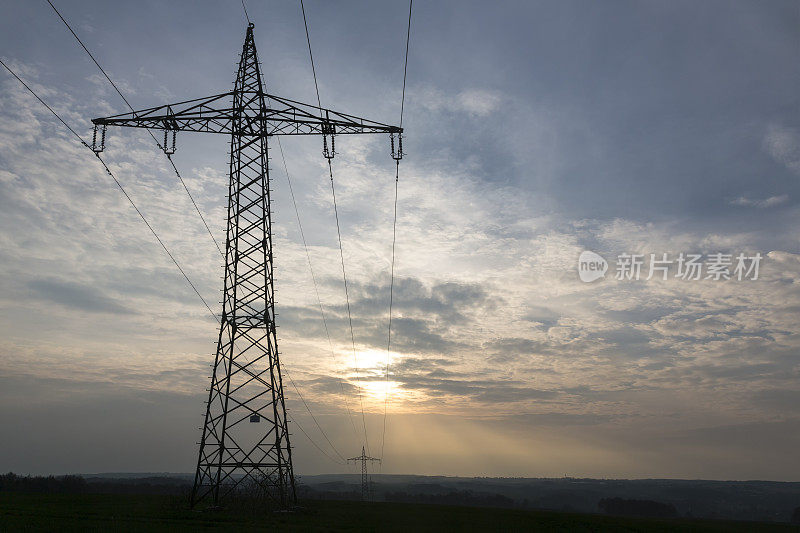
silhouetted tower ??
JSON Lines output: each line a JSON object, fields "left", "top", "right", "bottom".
{"left": 348, "top": 446, "right": 381, "bottom": 501}
{"left": 91, "top": 24, "right": 401, "bottom": 508}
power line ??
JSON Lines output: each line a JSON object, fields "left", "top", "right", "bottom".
{"left": 240, "top": 0, "right": 251, "bottom": 25}
{"left": 275, "top": 134, "right": 361, "bottom": 439}
{"left": 283, "top": 365, "right": 346, "bottom": 463}
{"left": 400, "top": 0, "right": 413, "bottom": 129}
{"left": 328, "top": 159, "right": 370, "bottom": 455}
{"left": 233, "top": 331, "right": 348, "bottom": 466}
{"left": 18, "top": 4, "right": 407, "bottom": 496}
{"left": 1, "top": 59, "right": 83, "bottom": 141}
{"left": 300, "top": 0, "right": 370, "bottom": 454}
{"left": 2, "top": 56, "right": 348, "bottom": 474}
{"left": 381, "top": 0, "right": 413, "bottom": 463}
{"left": 68, "top": 0, "right": 351, "bottom": 469}
{"left": 299, "top": 0, "right": 322, "bottom": 110}
{"left": 45, "top": 0, "right": 134, "bottom": 111}
{"left": 290, "top": 414, "right": 342, "bottom": 465}
{"left": 165, "top": 154, "right": 223, "bottom": 257}
{"left": 0, "top": 58, "right": 220, "bottom": 324}
{"left": 380, "top": 165, "right": 400, "bottom": 462}
{"left": 232, "top": 4, "right": 355, "bottom": 466}
{"left": 46, "top": 0, "right": 224, "bottom": 258}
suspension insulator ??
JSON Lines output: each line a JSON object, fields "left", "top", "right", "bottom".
{"left": 322, "top": 122, "right": 335, "bottom": 160}
{"left": 391, "top": 132, "right": 403, "bottom": 161}
{"left": 92, "top": 124, "right": 106, "bottom": 153}
{"left": 323, "top": 134, "right": 335, "bottom": 160}
{"left": 163, "top": 129, "right": 176, "bottom": 155}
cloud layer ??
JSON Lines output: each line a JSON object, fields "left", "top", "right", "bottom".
{"left": 0, "top": 0, "right": 798, "bottom": 479}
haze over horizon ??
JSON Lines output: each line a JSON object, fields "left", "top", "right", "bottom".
{"left": 0, "top": 0, "right": 798, "bottom": 481}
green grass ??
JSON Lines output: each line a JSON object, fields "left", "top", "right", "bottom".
{"left": 0, "top": 492, "right": 797, "bottom": 532}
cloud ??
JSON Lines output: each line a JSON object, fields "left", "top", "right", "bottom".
{"left": 28, "top": 278, "right": 135, "bottom": 314}
{"left": 764, "top": 124, "right": 800, "bottom": 174}
{"left": 1, "top": 0, "right": 800, "bottom": 481}
{"left": 372, "top": 369, "right": 559, "bottom": 405}
{"left": 729, "top": 194, "right": 789, "bottom": 208}
{"left": 414, "top": 86, "right": 503, "bottom": 117}
{"left": 455, "top": 89, "right": 503, "bottom": 116}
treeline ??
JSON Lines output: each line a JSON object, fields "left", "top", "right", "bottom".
{"left": 0, "top": 473, "right": 87, "bottom": 493}
{"left": 0, "top": 473, "right": 189, "bottom": 495}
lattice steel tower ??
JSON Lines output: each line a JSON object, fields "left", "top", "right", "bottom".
{"left": 91, "top": 24, "right": 401, "bottom": 508}
{"left": 348, "top": 446, "right": 381, "bottom": 501}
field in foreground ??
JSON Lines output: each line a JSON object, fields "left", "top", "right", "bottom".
{"left": 1, "top": 492, "right": 798, "bottom": 532}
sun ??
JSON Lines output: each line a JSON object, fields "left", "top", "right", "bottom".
{"left": 358, "top": 379, "right": 403, "bottom": 401}
{"left": 344, "top": 349, "right": 404, "bottom": 401}
{"left": 351, "top": 349, "right": 394, "bottom": 373}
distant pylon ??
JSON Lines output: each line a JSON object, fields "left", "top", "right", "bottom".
{"left": 348, "top": 446, "right": 381, "bottom": 501}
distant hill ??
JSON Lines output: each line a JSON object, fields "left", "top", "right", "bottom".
{"left": 296, "top": 474, "right": 800, "bottom": 523}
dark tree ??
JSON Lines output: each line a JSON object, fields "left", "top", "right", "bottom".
{"left": 0, "top": 472, "right": 87, "bottom": 493}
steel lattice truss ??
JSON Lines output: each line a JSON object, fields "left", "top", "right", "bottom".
{"left": 190, "top": 24, "right": 296, "bottom": 508}
{"left": 91, "top": 90, "right": 400, "bottom": 138}
{"left": 348, "top": 446, "right": 381, "bottom": 501}
{"left": 92, "top": 23, "right": 401, "bottom": 509}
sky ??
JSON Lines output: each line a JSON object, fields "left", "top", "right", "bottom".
{"left": 0, "top": 0, "right": 798, "bottom": 480}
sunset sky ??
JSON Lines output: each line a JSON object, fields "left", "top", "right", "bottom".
{"left": 1, "top": 0, "right": 799, "bottom": 480}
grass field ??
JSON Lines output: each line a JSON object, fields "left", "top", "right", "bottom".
{"left": 0, "top": 492, "right": 798, "bottom": 532}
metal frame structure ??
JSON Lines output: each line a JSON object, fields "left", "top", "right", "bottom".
{"left": 92, "top": 23, "right": 401, "bottom": 509}
{"left": 93, "top": 92, "right": 400, "bottom": 137}
{"left": 348, "top": 446, "right": 381, "bottom": 501}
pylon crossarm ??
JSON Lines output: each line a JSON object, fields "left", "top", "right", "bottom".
{"left": 348, "top": 455, "right": 381, "bottom": 463}
{"left": 92, "top": 91, "right": 402, "bottom": 137}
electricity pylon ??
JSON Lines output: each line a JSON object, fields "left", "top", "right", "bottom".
{"left": 348, "top": 446, "right": 381, "bottom": 501}
{"left": 91, "top": 23, "right": 401, "bottom": 508}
